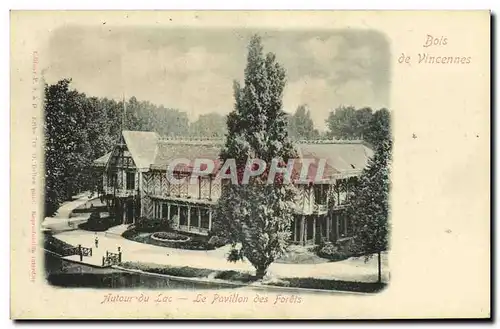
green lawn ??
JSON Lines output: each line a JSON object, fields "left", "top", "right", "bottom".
{"left": 43, "top": 233, "right": 76, "bottom": 254}
{"left": 276, "top": 245, "right": 330, "bottom": 264}
{"left": 120, "top": 261, "right": 386, "bottom": 293}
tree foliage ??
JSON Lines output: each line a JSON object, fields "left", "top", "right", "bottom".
{"left": 347, "top": 109, "right": 391, "bottom": 282}
{"left": 325, "top": 106, "right": 392, "bottom": 148}
{"left": 326, "top": 106, "right": 373, "bottom": 140}
{"left": 189, "top": 113, "right": 227, "bottom": 138}
{"left": 364, "top": 108, "right": 391, "bottom": 147}
{"left": 214, "top": 35, "right": 297, "bottom": 278}
{"left": 43, "top": 79, "right": 222, "bottom": 216}
{"left": 44, "top": 79, "right": 97, "bottom": 216}
{"left": 288, "top": 104, "right": 319, "bottom": 140}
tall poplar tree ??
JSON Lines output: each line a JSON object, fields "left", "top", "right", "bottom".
{"left": 214, "top": 35, "right": 297, "bottom": 279}
{"left": 288, "top": 104, "right": 319, "bottom": 140}
{"left": 347, "top": 110, "right": 391, "bottom": 283}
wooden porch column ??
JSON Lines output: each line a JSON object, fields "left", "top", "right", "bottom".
{"left": 198, "top": 207, "right": 202, "bottom": 228}
{"left": 132, "top": 198, "right": 135, "bottom": 223}
{"left": 346, "top": 180, "right": 349, "bottom": 203}
{"left": 326, "top": 214, "right": 331, "bottom": 242}
{"left": 299, "top": 215, "right": 306, "bottom": 245}
{"left": 304, "top": 218, "right": 309, "bottom": 245}
{"left": 121, "top": 201, "right": 126, "bottom": 225}
{"left": 187, "top": 205, "right": 191, "bottom": 231}
{"left": 208, "top": 175, "right": 213, "bottom": 200}
{"left": 313, "top": 217, "right": 317, "bottom": 243}
{"left": 326, "top": 184, "right": 330, "bottom": 206}
{"left": 320, "top": 184, "right": 324, "bottom": 204}
{"left": 177, "top": 206, "right": 180, "bottom": 226}
{"left": 293, "top": 218, "right": 297, "bottom": 242}
{"left": 334, "top": 213, "right": 339, "bottom": 243}
{"left": 167, "top": 204, "right": 171, "bottom": 220}
{"left": 208, "top": 209, "right": 213, "bottom": 231}
{"left": 301, "top": 215, "right": 306, "bottom": 246}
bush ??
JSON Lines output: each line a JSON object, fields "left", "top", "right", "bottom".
{"left": 79, "top": 211, "right": 116, "bottom": 231}
{"left": 152, "top": 231, "right": 189, "bottom": 242}
{"left": 121, "top": 227, "right": 137, "bottom": 239}
{"left": 214, "top": 270, "right": 256, "bottom": 283}
{"left": 207, "top": 235, "right": 228, "bottom": 248}
{"left": 134, "top": 217, "right": 170, "bottom": 232}
{"left": 317, "top": 242, "right": 351, "bottom": 261}
{"left": 335, "top": 237, "right": 366, "bottom": 257}
{"left": 262, "top": 277, "right": 291, "bottom": 287}
{"left": 89, "top": 211, "right": 100, "bottom": 221}
{"left": 227, "top": 248, "right": 244, "bottom": 262}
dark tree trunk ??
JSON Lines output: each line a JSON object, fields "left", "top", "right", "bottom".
{"left": 377, "top": 251, "right": 382, "bottom": 283}
{"left": 255, "top": 267, "right": 267, "bottom": 279}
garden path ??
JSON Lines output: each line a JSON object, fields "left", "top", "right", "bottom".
{"left": 55, "top": 228, "right": 390, "bottom": 283}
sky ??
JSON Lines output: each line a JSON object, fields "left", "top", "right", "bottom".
{"left": 44, "top": 26, "right": 390, "bottom": 131}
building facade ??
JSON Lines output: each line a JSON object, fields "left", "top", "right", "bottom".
{"left": 94, "top": 130, "right": 374, "bottom": 245}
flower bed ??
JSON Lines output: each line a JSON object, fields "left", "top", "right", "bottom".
{"left": 151, "top": 231, "right": 190, "bottom": 242}
{"left": 122, "top": 227, "right": 228, "bottom": 251}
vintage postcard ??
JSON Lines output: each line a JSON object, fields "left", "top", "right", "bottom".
{"left": 10, "top": 10, "right": 490, "bottom": 319}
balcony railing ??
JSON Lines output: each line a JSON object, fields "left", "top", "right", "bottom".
{"left": 314, "top": 204, "right": 328, "bottom": 213}
{"left": 104, "top": 186, "right": 137, "bottom": 197}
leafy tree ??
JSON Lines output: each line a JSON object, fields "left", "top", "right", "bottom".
{"left": 326, "top": 106, "right": 373, "bottom": 139}
{"left": 189, "top": 113, "right": 227, "bottom": 137}
{"left": 43, "top": 78, "right": 196, "bottom": 215}
{"left": 347, "top": 110, "right": 392, "bottom": 283}
{"left": 44, "top": 79, "right": 70, "bottom": 216}
{"left": 364, "top": 108, "right": 391, "bottom": 148}
{"left": 125, "top": 96, "right": 146, "bottom": 131}
{"left": 214, "top": 35, "right": 297, "bottom": 279}
{"left": 355, "top": 107, "right": 374, "bottom": 139}
{"left": 326, "top": 105, "right": 356, "bottom": 139}
{"left": 154, "top": 106, "right": 190, "bottom": 137}
{"left": 44, "top": 79, "right": 93, "bottom": 215}
{"left": 288, "top": 104, "right": 319, "bottom": 140}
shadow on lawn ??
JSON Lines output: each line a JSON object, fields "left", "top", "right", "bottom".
{"left": 121, "top": 261, "right": 387, "bottom": 293}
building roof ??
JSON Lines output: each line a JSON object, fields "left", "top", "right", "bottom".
{"left": 151, "top": 140, "right": 221, "bottom": 173}
{"left": 93, "top": 152, "right": 111, "bottom": 167}
{"left": 94, "top": 131, "right": 374, "bottom": 178}
{"left": 122, "top": 130, "right": 160, "bottom": 169}
{"left": 296, "top": 143, "right": 374, "bottom": 179}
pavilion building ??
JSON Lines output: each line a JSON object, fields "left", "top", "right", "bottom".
{"left": 93, "top": 130, "right": 373, "bottom": 245}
